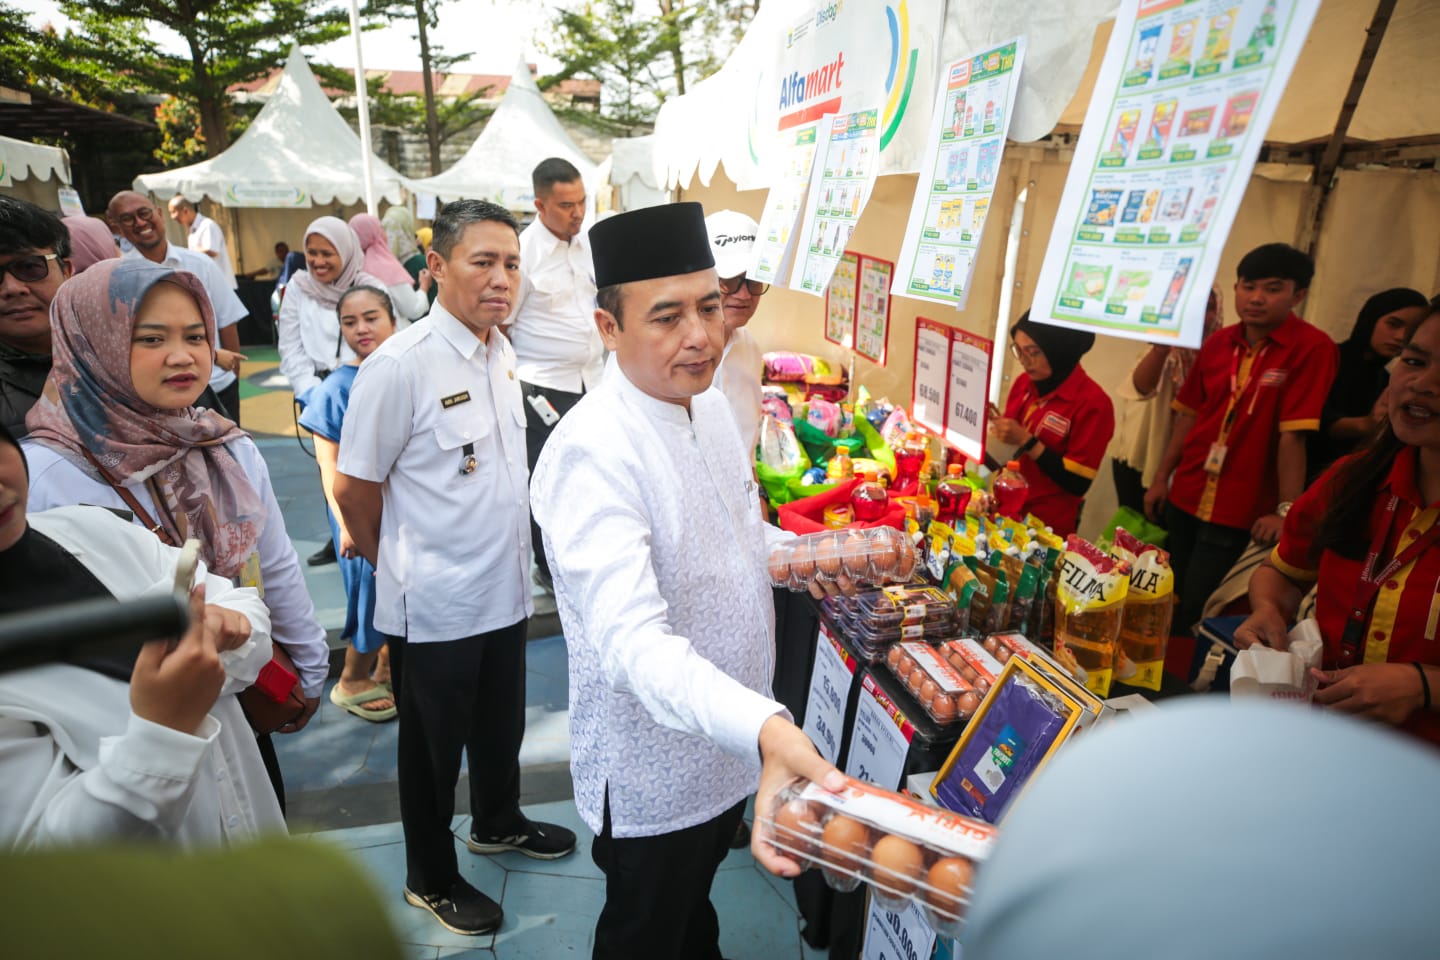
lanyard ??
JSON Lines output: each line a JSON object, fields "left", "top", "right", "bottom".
{"left": 1341, "top": 496, "right": 1440, "bottom": 664}
{"left": 1220, "top": 343, "right": 1268, "bottom": 437}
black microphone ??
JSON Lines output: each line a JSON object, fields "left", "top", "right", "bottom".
{"left": 0, "top": 594, "right": 190, "bottom": 675}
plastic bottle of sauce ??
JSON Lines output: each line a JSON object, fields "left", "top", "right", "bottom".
{"left": 992, "top": 460, "right": 1029, "bottom": 519}
{"left": 935, "top": 463, "right": 972, "bottom": 524}
{"left": 850, "top": 471, "right": 889, "bottom": 522}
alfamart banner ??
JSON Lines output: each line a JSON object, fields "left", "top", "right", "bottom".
{"left": 742, "top": 0, "right": 944, "bottom": 189}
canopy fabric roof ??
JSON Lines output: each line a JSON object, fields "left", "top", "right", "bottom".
{"left": 0, "top": 135, "right": 70, "bottom": 188}
{"left": 133, "top": 46, "right": 405, "bottom": 208}
{"left": 403, "top": 57, "right": 597, "bottom": 209}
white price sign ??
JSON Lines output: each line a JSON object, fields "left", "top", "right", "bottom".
{"left": 862, "top": 899, "right": 938, "bottom": 960}
{"left": 845, "top": 674, "right": 912, "bottom": 790}
{"left": 912, "top": 318, "right": 951, "bottom": 436}
{"left": 944, "top": 329, "right": 993, "bottom": 462}
{"left": 803, "top": 625, "right": 855, "bottom": 764}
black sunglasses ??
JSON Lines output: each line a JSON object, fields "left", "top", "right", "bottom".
{"left": 0, "top": 254, "right": 60, "bottom": 284}
{"left": 719, "top": 276, "right": 770, "bottom": 297}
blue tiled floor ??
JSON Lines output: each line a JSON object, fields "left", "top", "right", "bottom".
{"left": 258, "top": 418, "right": 826, "bottom": 957}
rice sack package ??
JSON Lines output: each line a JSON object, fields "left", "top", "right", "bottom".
{"left": 1112, "top": 528, "right": 1174, "bottom": 691}
{"left": 1052, "top": 535, "right": 1130, "bottom": 697}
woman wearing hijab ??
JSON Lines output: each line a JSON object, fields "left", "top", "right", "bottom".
{"left": 349, "top": 212, "right": 431, "bottom": 322}
{"left": 1308, "top": 287, "right": 1429, "bottom": 481}
{"left": 988, "top": 311, "right": 1115, "bottom": 535}
{"left": 21, "top": 259, "right": 330, "bottom": 807}
{"left": 0, "top": 420, "right": 284, "bottom": 847}
{"left": 60, "top": 216, "right": 120, "bottom": 275}
{"left": 276, "top": 216, "right": 384, "bottom": 406}
{"left": 381, "top": 205, "right": 427, "bottom": 282}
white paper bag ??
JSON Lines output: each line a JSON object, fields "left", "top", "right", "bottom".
{"left": 1231, "top": 619, "right": 1324, "bottom": 703}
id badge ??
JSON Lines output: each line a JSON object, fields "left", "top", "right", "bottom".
{"left": 527, "top": 392, "right": 561, "bottom": 426}
{"left": 1203, "top": 442, "right": 1228, "bottom": 476}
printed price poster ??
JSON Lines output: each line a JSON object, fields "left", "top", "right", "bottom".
{"left": 945, "top": 329, "right": 993, "bottom": 462}
{"left": 752, "top": 121, "right": 824, "bottom": 285}
{"left": 895, "top": 38, "right": 1027, "bottom": 310}
{"left": 825, "top": 252, "right": 860, "bottom": 348}
{"left": 844, "top": 673, "right": 912, "bottom": 791}
{"left": 793, "top": 108, "right": 883, "bottom": 296}
{"left": 862, "top": 900, "right": 938, "bottom": 960}
{"left": 855, "top": 256, "right": 894, "bottom": 364}
{"left": 1030, "top": 0, "right": 1319, "bottom": 347}
{"left": 802, "top": 625, "right": 856, "bottom": 765}
{"left": 911, "top": 318, "right": 952, "bottom": 435}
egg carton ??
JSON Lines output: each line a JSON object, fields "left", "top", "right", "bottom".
{"left": 940, "top": 637, "right": 1004, "bottom": 694}
{"left": 768, "top": 526, "right": 917, "bottom": 590}
{"left": 764, "top": 775, "right": 997, "bottom": 939}
{"left": 884, "top": 641, "right": 982, "bottom": 726}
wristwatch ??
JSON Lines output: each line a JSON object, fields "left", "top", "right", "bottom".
{"left": 1275, "top": 501, "right": 1293, "bottom": 518}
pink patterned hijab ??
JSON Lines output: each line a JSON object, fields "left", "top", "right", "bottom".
{"left": 350, "top": 212, "right": 413, "bottom": 287}
{"left": 289, "top": 216, "right": 383, "bottom": 309}
{"left": 25, "top": 259, "right": 263, "bottom": 577}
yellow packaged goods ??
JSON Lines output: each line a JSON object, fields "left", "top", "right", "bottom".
{"left": 1111, "top": 528, "right": 1175, "bottom": 691}
{"left": 1052, "top": 535, "right": 1130, "bottom": 697}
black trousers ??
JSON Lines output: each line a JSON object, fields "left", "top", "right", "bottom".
{"left": 520, "top": 381, "right": 584, "bottom": 577}
{"left": 1164, "top": 503, "right": 1252, "bottom": 637}
{"left": 1111, "top": 460, "right": 1146, "bottom": 516}
{"left": 591, "top": 795, "right": 746, "bottom": 960}
{"left": 387, "top": 619, "right": 528, "bottom": 895}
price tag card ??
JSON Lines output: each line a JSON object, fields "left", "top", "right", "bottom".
{"left": 803, "top": 625, "right": 857, "bottom": 764}
{"left": 845, "top": 673, "right": 913, "bottom": 790}
{"left": 912, "top": 318, "right": 952, "bottom": 436}
{"left": 855, "top": 255, "right": 894, "bottom": 364}
{"left": 944, "top": 329, "right": 993, "bottom": 462}
{"left": 862, "top": 899, "right": 939, "bottom": 960}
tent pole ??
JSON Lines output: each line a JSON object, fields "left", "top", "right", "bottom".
{"left": 1296, "top": 0, "right": 1396, "bottom": 256}
{"left": 347, "top": 0, "right": 378, "bottom": 216}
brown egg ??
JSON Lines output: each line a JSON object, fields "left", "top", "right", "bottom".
{"left": 767, "top": 547, "right": 792, "bottom": 586}
{"left": 982, "top": 636, "right": 1002, "bottom": 656}
{"left": 790, "top": 540, "right": 818, "bottom": 582}
{"left": 820, "top": 815, "right": 872, "bottom": 873}
{"left": 814, "top": 536, "right": 843, "bottom": 578}
{"left": 893, "top": 544, "right": 916, "bottom": 580}
{"left": 957, "top": 690, "right": 982, "bottom": 716}
{"left": 771, "top": 797, "right": 821, "bottom": 858}
{"left": 930, "top": 692, "right": 957, "bottom": 723}
{"left": 974, "top": 677, "right": 992, "bottom": 694}
{"left": 870, "top": 835, "right": 926, "bottom": 896}
{"left": 919, "top": 679, "right": 939, "bottom": 706}
{"left": 907, "top": 666, "right": 927, "bottom": 694}
{"left": 886, "top": 645, "right": 904, "bottom": 670}
{"left": 870, "top": 538, "right": 900, "bottom": 577}
{"left": 895, "top": 651, "right": 916, "bottom": 678}
{"left": 841, "top": 530, "right": 872, "bottom": 578}
{"left": 924, "top": 857, "right": 974, "bottom": 915}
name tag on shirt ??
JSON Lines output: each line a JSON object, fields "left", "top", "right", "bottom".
{"left": 441, "top": 391, "right": 472, "bottom": 409}
{"left": 1259, "top": 368, "right": 1288, "bottom": 387}
{"left": 1038, "top": 411, "right": 1072, "bottom": 441}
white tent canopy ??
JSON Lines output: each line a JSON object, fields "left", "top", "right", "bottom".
{"left": 0, "top": 136, "right": 70, "bottom": 189}
{"left": 404, "top": 57, "right": 597, "bottom": 209}
{"left": 133, "top": 46, "right": 405, "bottom": 208}
{"left": 608, "top": 136, "right": 669, "bottom": 211}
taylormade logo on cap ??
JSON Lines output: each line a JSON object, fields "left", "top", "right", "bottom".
{"left": 713, "top": 233, "right": 756, "bottom": 247}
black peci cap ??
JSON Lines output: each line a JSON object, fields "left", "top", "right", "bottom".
{"left": 590, "top": 202, "right": 716, "bottom": 288}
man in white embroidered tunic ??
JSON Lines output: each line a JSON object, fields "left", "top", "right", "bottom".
{"left": 530, "top": 202, "right": 843, "bottom": 960}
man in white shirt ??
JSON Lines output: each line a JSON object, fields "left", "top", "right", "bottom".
{"left": 108, "top": 192, "right": 249, "bottom": 423}
{"left": 505, "top": 158, "right": 602, "bottom": 592}
{"left": 334, "top": 199, "right": 575, "bottom": 938}
{"left": 168, "top": 195, "right": 238, "bottom": 289}
{"left": 530, "top": 202, "right": 842, "bottom": 959}
{"left": 706, "top": 209, "right": 770, "bottom": 463}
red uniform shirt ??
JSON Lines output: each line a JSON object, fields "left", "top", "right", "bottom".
{"left": 1170, "top": 314, "right": 1337, "bottom": 529}
{"left": 1272, "top": 445, "right": 1440, "bottom": 747}
{"left": 1002, "top": 366, "right": 1115, "bottom": 536}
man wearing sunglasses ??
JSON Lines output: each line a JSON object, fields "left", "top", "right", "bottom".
{"left": 705, "top": 210, "right": 769, "bottom": 462}
{"left": 0, "top": 197, "right": 71, "bottom": 437}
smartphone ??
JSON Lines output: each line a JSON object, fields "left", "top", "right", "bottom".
{"left": 527, "top": 393, "right": 561, "bottom": 427}
{"left": 173, "top": 539, "right": 201, "bottom": 595}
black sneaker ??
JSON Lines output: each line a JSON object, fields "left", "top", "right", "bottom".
{"left": 467, "top": 819, "right": 576, "bottom": 860}
{"left": 307, "top": 541, "right": 337, "bottom": 566}
{"left": 403, "top": 878, "right": 502, "bottom": 935}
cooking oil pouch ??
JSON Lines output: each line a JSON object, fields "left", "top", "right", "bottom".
{"left": 927, "top": 520, "right": 958, "bottom": 581}
{"left": 1053, "top": 535, "right": 1130, "bottom": 697}
{"left": 944, "top": 562, "right": 987, "bottom": 636}
{"left": 1112, "top": 528, "right": 1174, "bottom": 691}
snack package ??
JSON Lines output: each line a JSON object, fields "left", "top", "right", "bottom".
{"left": 764, "top": 775, "right": 997, "bottom": 937}
{"left": 1052, "top": 535, "right": 1130, "bottom": 697}
{"left": 1111, "top": 528, "right": 1174, "bottom": 691}
{"left": 768, "top": 526, "right": 917, "bottom": 590}
{"left": 807, "top": 397, "right": 844, "bottom": 437}
{"left": 943, "top": 562, "right": 987, "bottom": 636}
{"left": 885, "top": 641, "right": 983, "bottom": 726}
{"left": 763, "top": 350, "right": 819, "bottom": 382}
{"left": 941, "top": 638, "right": 1003, "bottom": 694}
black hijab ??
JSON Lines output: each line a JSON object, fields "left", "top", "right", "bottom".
{"left": 1010, "top": 311, "right": 1097, "bottom": 395}
{"left": 0, "top": 422, "right": 126, "bottom": 678}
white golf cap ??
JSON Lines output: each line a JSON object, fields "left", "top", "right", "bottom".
{"left": 705, "top": 210, "right": 760, "bottom": 280}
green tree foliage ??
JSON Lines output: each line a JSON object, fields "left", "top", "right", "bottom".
{"left": 48, "top": 0, "right": 355, "bottom": 158}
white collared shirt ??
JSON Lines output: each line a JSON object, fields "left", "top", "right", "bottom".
{"left": 337, "top": 300, "right": 533, "bottom": 643}
{"left": 716, "top": 326, "right": 765, "bottom": 461}
{"left": 530, "top": 355, "right": 791, "bottom": 838}
{"left": 506, "top": 219, "right": 604, "bottom": 394}
{"left": 187, "top": 212, "right": 236, "bottom": 289}
{"left": 123, "top": 243, "right": 247, "bottom": 393}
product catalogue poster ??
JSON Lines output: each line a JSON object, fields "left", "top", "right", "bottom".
{"left": 793, "top": 108, "right": 883, "bottom": 296}
{"left": 894, "top": 38, "right": 1027, "bottom": 310}
{"left": 855, "top": 256, "right": 894, "bottom": 364}
{"left": 751, "top": 121, "right": 824, "bottom": 286}
{"left": 1029, "top": 0, "right": 1319, "bottom": 347}
{"left": 825, "top": 252, "right": 860, "bottom": 347}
